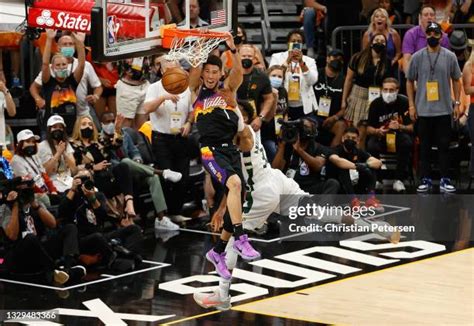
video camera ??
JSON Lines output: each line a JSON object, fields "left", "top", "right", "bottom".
{"left": 0, "top": 177, "right": 35, "bottom": 204}
{"left": 77, "top": 175, "right": 95, "bottom": 191}
{"left": 278, "top": 118, "right": 319, "bottom": 144}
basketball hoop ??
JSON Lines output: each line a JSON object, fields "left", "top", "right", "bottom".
{"left": 160, "top": 25, "right": 229, "bottom": 67}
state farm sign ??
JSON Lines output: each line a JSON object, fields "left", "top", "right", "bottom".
{"left": 28, "top": 8, "right": 92, "bottom": 33}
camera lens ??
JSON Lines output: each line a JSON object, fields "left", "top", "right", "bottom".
{"left": 83, "top": 179, "right": 94, "bottom": 191}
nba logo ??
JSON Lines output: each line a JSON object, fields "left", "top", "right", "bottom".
{"left": 107, "top": 15, "right": 118, "bottom": 44}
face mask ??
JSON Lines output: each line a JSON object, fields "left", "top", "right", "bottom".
{"left": 343, "top": 139, "right": 357, "bottom": 152}
{"left": 55, "top": 69, "right": 70, "bottom": 79}
{"left": 81, "top": 127, "right": 93, "bottom": 139}
{"left": 60, "top": 46, "right": 75, "bottom": 58}
{"left": 102, "top": 122, "right": 115, "bottom": 135}
{"left": 371, "top": 43, "right": 386, "bottom": 54}
{"left": 23, "top": 145, "right": 37, "bottom": 157}
{"left": 234, "top": 35, "right": 243, "bottom": 45}
{"left": 382, "top": 91, "right": 398, "bottom": 104}
{"left": 241, "top": 58, "right": 253, "bottom": 69}
{"left": 51, "top": 129, "right": 64, "bottom": 141}
{"left": 427, "top": 36, "right": 440, "bottom": 48}
{"left": 270, "top": 76, "right": 283, "bottom": 89}
{"left": 19, "top": 188, "right": 35, "bottom": 205}
{"left": 288, "top": 42, "right": 302, "bottom": 51}
{"left": 130, "top": 69, "right": 143, "bottom": 81}
{"left": 328, "top": 59, "right": 343, "bottom": 72}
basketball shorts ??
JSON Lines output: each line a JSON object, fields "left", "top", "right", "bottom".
{"left": 201, "top": 145, "right": 244, "bottom": 188}
{"left": 116, "top": 79, "right": 149, "bottom": 118}
{"left": 243, "top": 168, "right": 307, "bottom": 231}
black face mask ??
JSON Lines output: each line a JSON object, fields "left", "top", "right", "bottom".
{"left": 241, "top": 58, "right": 253, "bottom": 69}
{"left": 343, "top": 139, "right": 357, "bottom": 152}
{"left": 328, "top": 59, "right": 343, "bottom": 72}
{"left": 427, "top": 36, "right": 440, "bottom": 48}
{"left": 51, "top": 129, "right": 64, "bottom": 141}
{"left": 18, "top": 188, "right": 35, "bottom": 205}
{"left": 81, "top": 127, "right": 93, "bottom": 139}
{"left": 23, "top": 146, "right": 37, "bottom": 157}
{"left": 371, "top": 43, "right": 386, "bottom": 54}
{"left": 234, "top": 35, "right": 243, "bottom": 45}
{"left": 130, "top": 69, "right": 143, "bottom": 81}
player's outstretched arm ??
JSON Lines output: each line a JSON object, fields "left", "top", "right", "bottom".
{"left": 223, "top": 32, "right": 243, "bottom": 92}
{"left": 189, "top": 64, "right": 202, "bottom": 93}
{"left": 237, "top": 125, "right": 254, "bottom": 152}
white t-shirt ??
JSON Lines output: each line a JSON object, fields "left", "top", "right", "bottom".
{"left": 35, "top": 58, "right": 101, "bottom": 116}
{"left": 11, "top": 154, "right": 47, "bottom": 190}
{"left": 37, "top": 140, "right": 75, "bottom": 193}
{"left": 144, "top": 80, "right": 192, "bottom": 134}
{"left": 0, "top": 93, "right": 5, "bottom": 146}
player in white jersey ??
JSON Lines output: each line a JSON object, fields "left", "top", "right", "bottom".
{"left": 193, "top": 101, "right": 401, "bottom": 310}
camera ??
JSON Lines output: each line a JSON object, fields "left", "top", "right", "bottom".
{"left": 0, "top": 177, "right": 35, "bottom": 204}
{"left": 278, "top": 119, "right": 304, "bottom": 143}
{"left": 78, "top": 176, "right": 95, "bottom": 191}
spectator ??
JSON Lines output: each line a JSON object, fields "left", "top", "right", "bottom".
{"left": 178, "top": 0, "right": 209, "bottom": 28}
{"left": 237, "top": 45, "right": 275, "bottom": 158}
{"left": 272, "top": 116, "right": 340, "bottom": 195}
{"left": 0, "top": 178, "right": 84, "bottom": 285}
{"left": 149, "top": 54, "right": 164, "bottom": 84}
{"left": 462, "top": 39, "right": 474, "bottom": 178}
{"left": 0, "top": 80, "right": 16, "bottom": 149}
{"left": 404, "top": 0, "right": 423, "bottom": 24}
{"left": 37, "top": 115, "right": 77, "bottom": 194}
{"left": 313, "top": 49, "right": 347, "bottom": 147}
{"left": 299, "top": 0, "right": 328, "bottom": 57}
{"left": 30, "top": 31, "right": 102, "bottom": 134}
{"left": 341, "top": 33, "right": 393, "bottom": 148}
{"left": 264, "top": 65, "right": 288, "bottom": 163}
{"left": 221, "top": 25, "right": 266, "bottom": 78}
{"left": 451, "top": 0, "right": 473, "bottom": 24}
{"left": 100, "top": 111, "right": 181, "bottom": 229}
{"left": 378, "top": 0, "right": 402, "bottom": 24}
{"left": 116, "top": 57, "right": 151, "bottom": 130}
{"left": 366, "top": 77, "right": 414, "bottom": 192}
{"left": 70, "top": 115, "right": 137, "bottom": 218}
{"left": 424, "top": 0, "right": 452, "bottom": 24}
{"left": 362, "top": 8, "right": 402, "bottom": 67}
{"left": 326, "top": 126, "right": 383, "bottom": 211}
{"left": 11, "top": 129, "right": 58, "bottom": 207}
{"left": 402, "top": 5, "right": 450, "bottom": 75}
{"left": 450, "top": 30, "right": 469, "bottom": 70}
{"left": 269, "top": 30, "right": 319, "bottom": 120}
{"left": 92, "top": 61, "right": 119, "bottom": 118}
{"left": 407, "top": 22, "right": 462, "bottom": 193}
{"left": 144, "top": 59, "right": 192, "bottom": 223}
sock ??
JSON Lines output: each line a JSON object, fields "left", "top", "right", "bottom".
{"left": 218, "top": 277, "right": 231, "bottom": 299}
{"left": 214, "top": 238, "right": 228, "bottom": 253}
{"left": 233, "top": 224, "right": 244, "bottom": 238}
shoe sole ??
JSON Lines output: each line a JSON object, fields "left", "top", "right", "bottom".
{"left": 440, "top": 186, "right": 456, "bottom": 193}
{"left": 193, "top": 294, "right": 231, "bottom": 310}
{"left": 155, "top": 225, "right": 180, "bottom": 231}
{"left": 205, "top": 252, "right": 231, "bottom": 280}
{"left": 232, "top": 246, "right": 261, "bottom": 261}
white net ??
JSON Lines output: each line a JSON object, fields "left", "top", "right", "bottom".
{"left": 164, "top": 34, "right": 226, "bottom": 68}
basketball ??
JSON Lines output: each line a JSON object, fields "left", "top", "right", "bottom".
{"left": 161, "top": 67, "right": 189, "bottom": 95}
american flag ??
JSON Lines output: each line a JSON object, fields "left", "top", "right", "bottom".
{"left": 210, "top": 9, "right": 226, "bottom": 25}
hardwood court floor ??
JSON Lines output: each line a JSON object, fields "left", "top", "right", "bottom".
{"left": 233, "top": 248, "right": 474, "bottom": 325}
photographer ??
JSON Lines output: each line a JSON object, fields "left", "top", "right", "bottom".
{"left": 11, "top": 129, "right": 58, "bottom": 207}
{"left": 0, "top": 176, "right": 84, "bottom": 285}
{"left": 326, "top": 127, "right": 384, "bottom": 211}
{"left": 58, "top": 170, "right": 141, "bottom": 268}
{"left": 272, "top": 116, "right": 340, "bottom": 194}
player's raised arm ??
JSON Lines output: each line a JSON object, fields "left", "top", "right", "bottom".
{"left": 189, "top": 64, "right": 203, "bottom": 93}
{"left": 223, "top": 32, "right": 243, "bottom": 92}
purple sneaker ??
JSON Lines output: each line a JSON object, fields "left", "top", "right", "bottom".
{"left": 205, "top": 249, "right": 231, "bottom": 280}
{"left": 233, "top": 234, "right": 261, "bottom": 261}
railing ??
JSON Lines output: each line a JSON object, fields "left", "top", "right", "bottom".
{"left": 260, "top": 0, "right": 271, "bottom": 54}
{"left": 331, "top": 23, "right": 474, "bottom": 59}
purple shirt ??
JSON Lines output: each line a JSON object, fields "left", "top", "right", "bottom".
{"left": 402, "top": 25, "right": 450, "bottom": 54}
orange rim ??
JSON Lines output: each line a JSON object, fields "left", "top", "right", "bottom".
{"left": 161, "top": 27, "right": 228, "bottom": 49}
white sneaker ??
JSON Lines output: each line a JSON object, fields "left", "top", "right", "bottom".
{"left": 375, "top": 181, "right": 383, "bottom": 190}
{"left": 163, "top": 169, "right": 182, "bottom": 183}
{"left": 193, "top": 290, "right": 231, "bottom": 311}
{"left": 155, "top": 216, "right": 180, "bottom": 230}
{"left": 169, "top": 214, "right": 192, "bottom": 223}
{"left": 393, "top": 180, "right": 406, "bottom": 192}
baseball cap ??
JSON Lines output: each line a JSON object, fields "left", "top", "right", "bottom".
{"left": 449, "top": 30, "right": 467, "bottom": 50}
{"left": 17, "top": 129, "right": 40, "bottom": 143}
{"left": 328, "top": 49, "right": 344, "bottom": 57}
{"left": 426, "top": 22, "right": 442, "bottom": 35}
{"left": 47, "top": 115, "right": 66, "bottom": 127}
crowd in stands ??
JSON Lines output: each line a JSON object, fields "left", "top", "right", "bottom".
{"left": 0, "top": 0, "right": 473, "bottom": 285}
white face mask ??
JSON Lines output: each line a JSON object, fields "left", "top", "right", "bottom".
{"left": 102, "top": 122, "right": 115, "bottom": 135}
{"left": 382, "top": 91, "right": 397, "bottom": 104}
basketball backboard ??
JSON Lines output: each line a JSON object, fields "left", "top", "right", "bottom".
{"left": 90, "top": 0, "right": 236, "bottom": 61}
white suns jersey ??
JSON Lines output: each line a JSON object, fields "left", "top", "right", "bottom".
{"left": 241, "top": 127, "right": 271, "bottom": 184}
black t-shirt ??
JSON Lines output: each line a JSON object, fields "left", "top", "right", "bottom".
{"left": 72, "top": 142, "right": 107, "bottom": 166}
{"left": 262, "top": 86, "right": 288, "bottom": 141}
{"left": 326, "top": 144, "right": 371, "bottom": 179}
{"left": 237, "top": 68, "right": 272, "bottom": 117}
{"left": 349, "top": 54, "right": 393, "bottom": 88}
{"left": 367, "top": 95, "right": 411, "bottom": 129}
{"left": 313, "top": 67, "right": 344, "bottom": 118}
{"left": 0, "top": 203, "right": 44, "bottom": 248}
{"left": 284, "top": 141, "right": 333, "bottom": 189}
{"left": 42, "top": 75, "right": 79, "bottom": 134}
